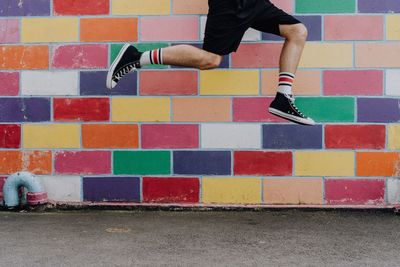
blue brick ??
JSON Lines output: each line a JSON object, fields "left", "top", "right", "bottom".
{"left": 173, "top": 151, "right": 231, "bottom": 175}
{"left": 83, "top": 177, "right": 140, "bottom": 202}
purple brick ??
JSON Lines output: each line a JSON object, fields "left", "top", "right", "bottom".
{"left": 80, "top": 71, "right": 137, "bottom": 96}
{"left": 263, "top": 16, "right": 322, "bottom": 41}
{"left": 263, "top": 124, "right": 323, "bottom": 149}
{"left": 0, "top": 0, "right": 50, "bottom": 16}
{"left": 173, "top": 151, "right": 231, "bottom": 175}
{"left": 0, "top": 98, "right": 50, "bottom": 122}
{"left": 83, "top": 177, "right": 140, "bottom": 202}
{"left": 359, "top": 0, "right": 400, "bottom": 13}
{"left": 358, "top": 98, "right": 400, "bottom": 123}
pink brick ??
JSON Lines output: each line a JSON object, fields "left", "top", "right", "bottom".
{"left": 232, "top": 43, "right": 283, "bottom": 68}
{"left": 270, "top": 0, "right": 293, "bottom": 13}
{"left": 54, "top": 151, "right": 111, "bottom": 175}
{"left": 0, "top": 72, "right": 19, "bottom": 96}
{"left": 52, "top": 44, "right": 108, "bottom": 69}
{"left": 0, "top": 19, "right": 19, "bottom": 43}
{"left": 324, "top": 70, "right": 383, "bottom": 96}
{"left": 233, "top": 97, "right": 286, "bottom": 122}
{"left": 0, "top": 177, "right": 6, "bottom": 200}
{"left": 324, "top": 15, "right": 383, "bottom": 41}
{"left": 140, "top": 16, "right": 199, "bottom": 41}
{"left": 141, "top": 124, "right": 199, "bottom": 149}
{"left": 140, "top": 70, "right": 198, "bottom": 95}
{"left": 325, "top": 179, "right": 385, "bottom": 205}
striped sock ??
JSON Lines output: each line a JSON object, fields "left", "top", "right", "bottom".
{"left": 140, "top": 48, "right": 164, "bottom": 66}
{"left": 277, "top": 72, "right": 295, "bottom": 95}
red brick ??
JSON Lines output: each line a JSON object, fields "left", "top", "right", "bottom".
{"left": 52, "top": 44, "right": 108, "bottom": 69}
{"left": 234, "top": 151, "right": 292, "bottom": 176}
{"left": 233, "top": 97, "right": 287, "bottom": 122}
{"left": 140, "top": 70, "right": 198, "bottom": 95}
{"left": 54, "top": 0, "right": 109, "bottom": 15}
{"left": 0, "top": 72, "right": 19, "bottom": 96}
{"left": 54, "top": 98, "right": 110, "bottom": 122}
{"left": 325, "top": 125, "right": 385, "bottom": 149}
{"left": 141, "top": 124, "right": 199, "bottom": 149}
{"left": 0, "top": 177, "right": 6, "bottom": 201}
{"left": 143, "top": 177, "right": 200, "bottom": 203}
{"left": 232, "top": 43, "right": 283, "bottom": 68}
{"left": 54, "top": 151, "right": 111, "bottom": 175}
{"left": 325, "top": 179, "right": 385, "bottom": 205}
{"left": 0, "top": 124, "right": 20, "bottom": 148}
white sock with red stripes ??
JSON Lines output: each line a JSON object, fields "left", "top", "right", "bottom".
{"left": 277, "top": 72, "right": 295, "bottom": 95}
{"left": 140, "top": 48, "right": 164, "bottom": 66}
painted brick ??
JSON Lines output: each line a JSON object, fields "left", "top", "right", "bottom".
{"left": 0, "top": 19, "right": 19, "bottom": 43}
{"left": 113, "top": 0, "right": 170, "bottom": 15}
{"left": 234, "top": 151, "right": 292, "bottom": 176}
{"left": 112, "top": 97, "right": 170, "bottom": 122}
{"left": 263, "top": 16, "right": 321, "bottom": 41}
{"left": 0, "top": 98, "right": 50, "bottom": 122}
{"left": 271, "top": 0, "right": 294, "bottom": 13}
{"left": 296, "top": 0, "right": 355, "bottom": 13}
{"left": 263, "top": 178, "right": 323, "bottom": 205}
{"left": 323, "top": 70, "right": 383, "bottom": 96}
{"left": 0, "top": 151, "right": 20, "bottom": 174}
{"left": 55, "top": 151, "right": 111, "bottom": 175}
{"left": 143, "top": 177, "right": 200, "bottom": 203}
{"left": 173, "top": 98, "right": 231, "bottom": 122}
{"left": 326, "top": 125, "right": 385, "bottom": 150}
{"left": 232, "top": 43, "right": 283, "bottom": 68}
{"left": 202, "top": 177, "right": 261, "bottom": 204}
{"left": 81, "top": 18, "right": 138, "bottom": 42}
{"left": 201, "top": 124, "right": 261, "bottom": 149}
{"left": 300, "top": 43, "right": 353, "bottom": 68}
{"left": 0, "top": 151, "right": 52, "bottom": 175}
{"left": 82, "top": 124, "right": 139, "bottom": 149}
{"left": 52, "top": 44, "right": 108, "bottom": 69}
{"left": 0, "top": 0, "right": 50, "bottom": 16}
{"left": 23, "top": 124, "right": 80, "bottom": 149}
{"left": 233, "top": 97, "right": 287, "bottom": 122}
{"left": 200, "top": 70, "right": 259, "bottom": 95}
{"left": 140, "top": 16, "right": 199, "bottom": 41}
{"left": 140, "top": 71, "right": 198, "bottom": 95}
{"left": 53, "top": 98, "right": 110, "bottom": 122}
{"left": 358, "top": 0, "right": 400, "bottom": 13}
{"left": 83, "top": 177, "right": 140, "bottom": 202}
{"left": 387, "top": 15, "right": 400, "bottom": 40}
{"left": 356, "top": 43, "right": 400, "bottom": 68}
{"left": 262, "top": 70, "right": 321, "bottom": 96}
{"left": 325, "top": 179, "right": 385, "bottom": 205}
{"left": 386, "top": 69, "right": 400, "bottom": 96}
{"left": 114, "top": 151, "right": 171, "bottom": 175}
{"left": 0, "top": 124, "right": 21, "bottom": 149}
{"left": 22, "top": 71, "right": 78, "bottom": 96}
{"left": 0, "top": 72, "right": 19, "bottom": 96}
{"left": 295, "top": 151, "right": 355, "bottom": 176}
{"left": 295, "top": 97, "right": 355, "bottom": 123}
{"left": 173, "top": 0, "right": 208, "bottom": 14}
{"left": 388, "top": 178, "right": 400, "bottom": 204}
{"left": 324, "top": 15, "right": 383, "bottom": 41}
{"left": 38, "top": 176, "right": 81, "bottom": 202}
{"left": 80, "top": 71, "right": 137, "bottom": 96}
{"left": 0, "top": 177, "right": 6, "bottom": 200}
{"left": 357, "top": 98, "right": 400, "bottom": 123}
{"left": 357, "top": 152, "right": 400, "bottom": 177}
{"left": 173, "top": 151, "right": 231, "bottom": 175}
{"left": 263, "top": 124, "right": 323, "bottom": 149}
{"left": 0, "top": 45, "right": 49, "bottom": 70}
{"left": 53, "top": 0, "right": 109, "bottom": 15}
{"left": 388, "top": 125, "right": 400, "bottom": 150}
{"left": 21, "top": 18, "right": 78, "bottom": 43}
{"left": 141, "top": 124, "right": 199, "bottom": 149}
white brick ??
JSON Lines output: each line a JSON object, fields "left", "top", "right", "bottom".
{"left": 386, "top": 69, "right": 400, "bottom": 96}
{"left": 38, "top": 176, "right": 81, "bottom": 202}
{"left": 201, "top": 123, "right": 261, "bottom": 149}
{"left": 388, "top": 178, "right": 400, "bottom": 204}
{"left": 21, "top": 71, "right": 79, "bottom": 96}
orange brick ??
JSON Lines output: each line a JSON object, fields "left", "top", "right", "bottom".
{"left": 172, "top": 0, "right": 208, "bottom": 14}
{"left": 356, "top": 43, "right": 400, "bottom": 67}
{"left": 82, "top": 124, "right": 139, "bottom": 149}
{"left": 357, "top": 152, "right": 400, "bottom": 177}
{"left": 22, "top": 151, "right": 52, "bottom": 175}
{"left": 0, "top": 151, "right": 21, "bottom": 174}
{"left": 81, "top": 18, "right": 138, "bottom": 42}
{"left": 0, "top": 46, "right": 49, "bottom": 70}
{"left": 172, "top": 98, "right": 231, "bottom": 122}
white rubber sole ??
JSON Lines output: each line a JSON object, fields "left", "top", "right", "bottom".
{"left": 269, "top": 107, "right": 316, "bottom": 126}
{"left": 106, "top": 43, "right": 131, "bottom": 90}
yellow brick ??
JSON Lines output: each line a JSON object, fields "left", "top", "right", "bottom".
{"left": 202, "top": 177, "right": 261, "bottom": 204}
{"left": 21, "top": 18, "right": 78, "bottom": 43}
{"left": 299, "top": 43, "right": 353, "bottom": 68}
{"left": 23, "top": 124, "right": 80, "bottom": 149}
{"left": 388, "top": 124, "right": 400, "bottom": 150}
{"left": 112, "top": 97, "right": 170, "bottom": 122}
{"left": 387, "top": 15, "right": 400, "bottom": 40}
{"left": 200, "top": 70, "right": 259, "bottom": 95}
{"left": 112, "top": 0, "right": 170, "bottom": 15}
{"left": 295, "top": 151, "right": 355, "bottom": 176}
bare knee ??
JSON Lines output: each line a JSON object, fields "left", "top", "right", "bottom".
{"left": 199, "top": 53, "right": 222, "bottom": 70}
{"left": 281, "top": 23, "right": 308, "bottom": 43}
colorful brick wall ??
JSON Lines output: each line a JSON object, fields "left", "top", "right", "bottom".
{"left": 0, "top": 0, "right": 399, "bottom": 207}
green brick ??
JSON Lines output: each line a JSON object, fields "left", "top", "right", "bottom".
{"left": 113, "top": 151, "right": 171, "bottom": 175}
{"left": 296, "top": 0, "right": 356, "bottom": 13}
{"left": 295, "top": 97, "right": 355, "bottom": 122}
{"left": 110, "top": 43, "right": 169, "bottom": 69}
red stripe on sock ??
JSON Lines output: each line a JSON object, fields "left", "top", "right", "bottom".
{"left": 279, "top": 77, "right": 294, "bottom": 83}
{"left": 153, "top": 50, "right": 158, "bottom": 64}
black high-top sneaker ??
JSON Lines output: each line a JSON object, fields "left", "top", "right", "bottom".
{"left": 269, "top": 92, "right": 315, "bottom": 126}
{"left": 106, "top": 44, "right": 142, "bottom": 89}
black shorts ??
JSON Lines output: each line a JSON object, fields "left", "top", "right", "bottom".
{"left": 203, "top": 0, "right": 301, "bottom": 55}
